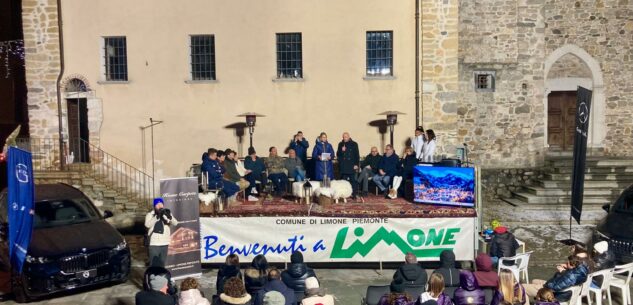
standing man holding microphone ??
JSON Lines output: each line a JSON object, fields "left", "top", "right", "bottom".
{"left": 145, "top": 197, "right": 178, "bottom": 267}
{"left": 337, "top": 132, "right": 360, "bottom": 199}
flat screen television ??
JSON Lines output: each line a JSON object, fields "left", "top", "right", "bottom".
{"left": 413, "top": 165, "right": 475, "bottom": 207}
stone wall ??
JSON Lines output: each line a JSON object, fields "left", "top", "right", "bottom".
{"left": 22, "top": 0, "right": 61, "bottom": 139}
{"left": 547, "top": 53, "right": 592, "bottom": 79}
{"left": 543, "top": 0, "right": 633, "bottom": 157}
{"left": 421, "top": 0, "right": 460, "bottom": 156}
{"left": 456, "top": 0, "right": 546, "bottom": 168}
{"left": 481, "top": 168, "right": 544, "bottom": 201}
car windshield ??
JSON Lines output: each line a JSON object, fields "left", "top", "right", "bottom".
{"left": 33, "top": 198, "right": 100, "bottom": 229}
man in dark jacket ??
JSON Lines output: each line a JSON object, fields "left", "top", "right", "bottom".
{"left": 393, "top": 252, "right": 427, "bottom": 287}
{"left": 453, "top": 271, "right": 485, "bottom": 305}
{"left": 433, "top": 250, "right": 460, "bottom": 289}
{"left": 489, "top": 226, "right": 520, "bottom": 266}
{"left": 244, "top": 147, "right": 266, "bottom": 196}
{"left": 357, "top": 147, "right": 381, "bottom": 196}
{"left": 256, "top": 269, "right": 296, "bottom": 305}
{"left": 543, "top": 256, "right": 589, "bottom": 301}
{"left": 281, "top": 251, "right": 317, "bottom": 294}
{"left": 337, "top": 132, "right": 360, "bottom": 198}
{"left": 372, "top": 145, "right": 399, "bottom": 194}
{"left": 135, "top": 274, "right": 176, "bottom": 305}
{"left": 201, "top": 148, "right": 239, "bottom": 197}
{"left": 289, "top": 131, "right": 309, "bottom": 165}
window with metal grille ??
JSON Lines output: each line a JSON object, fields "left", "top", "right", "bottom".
{"left": 190, "top": 35, "right": 216, "bottom": 81}
{"left": 366, "top": 31, "right": 393, "bottom": 77}
{"left": 474, "top": 71, "right": 495, "bottom": 92}
{"left": 103, "top": 37, "right": 128, "bottom": 81}
{"left": 276, "top": 33, "right": 303, "bottom": 79}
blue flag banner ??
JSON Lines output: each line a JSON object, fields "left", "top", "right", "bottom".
{"left": 7, "top": 146, "right": 34, "bottom": 273}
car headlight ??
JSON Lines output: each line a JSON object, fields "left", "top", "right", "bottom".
{"left": 113, "top": 240, "right": 127, "bottom": 251}
{"left": 25, "top": 255, "right": 52, "bottom": 264}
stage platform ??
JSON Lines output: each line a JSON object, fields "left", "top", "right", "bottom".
{"left": 201, "top": 194, "right": 477, "bottom": 218}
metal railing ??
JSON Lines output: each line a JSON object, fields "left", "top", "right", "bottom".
{"left": 16, "top": 137, "right": 154, "bottom": 208}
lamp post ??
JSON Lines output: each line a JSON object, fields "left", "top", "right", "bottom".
{"left": 378, "top": 111, "right": 406, "bottom": 148}
{"left": 238, "top": 112, "right": 266, "bottom": 149}
{"left": 303, "top": 179, "right": 313, "bottom": 205}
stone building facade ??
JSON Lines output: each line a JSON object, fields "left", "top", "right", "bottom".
{"left": 20, "top": 0, "right": 633, "bottom": 179}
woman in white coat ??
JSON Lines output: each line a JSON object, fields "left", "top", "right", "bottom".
{"left": 423, "top": 129, "right": 437, "bottom": 162}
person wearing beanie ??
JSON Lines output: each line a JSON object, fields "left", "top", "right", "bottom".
{"left": 256, "top": 269, "right": 296, "bottom": 305}
{"left": 489, "top": 226, "right": 520, "bottom": 266}
{"left": 432, "top": 250, "right": 461, "bottom": 293}
{"left": 473, "top": 253, "right": 499, "bottom": 288}
{"left": 300, "top": 277, "right": 334, "bottom": 305}
{"left": 378, "top": 277, "right": 414, "bottom": 305}
{"left": 144, "top": 197, "right": 178, "bottom": 268}
{"left": 281, "top": 251, "right": 317, "bottom": 299}
{"left": 244, "top": 147, "right": 266, "bottom": 196}
{"left": 591, "top": 240, "right": 615, "bottom": 287}
{"left": 135, "top": 273, "right": 176, "bottom": 305}
{"left": 262, "top": 291, "right": 285, "bottom": 305}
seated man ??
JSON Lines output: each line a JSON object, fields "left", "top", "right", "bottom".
{"left": 257, "top": 269, "right": 296, "bottom": 305}
{"left": 264, "top": 147, "right": 289, "bottom": 197}
{"left": 284, "top": 148, "right": 306, "bottom": 181}
{"left": 244, "top": 147, "right": 266, "bottom": 195}
{"left": 524, "top": 255, "right": 589, "bottom": 301}
{"left": 372, "top": 144, "right": 399, "bottom": 195}
{"left": 135, "top": 273, "right": 176, "bottom": 305}
{"left": 489, "top": 226, "right": 520, "bottom": 266}
{"left": 284, "top": 149, "right": 306, "bottom": 182}
{"left": 357, "top": 146, "right": 381, "bottom": 196}
{"left": 393, "top": 252, "right": 427, "bottom": 287}
{"left": 281, "top": 251, "right": 317, "bottom": 295}
{"left": 224, "top": 149, "right": 257, "bottom": 201}
{"left": 201, "top": 148, "right": 239, "bottom": 199}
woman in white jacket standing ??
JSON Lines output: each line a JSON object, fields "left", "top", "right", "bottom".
{"left": 145, "top": 198, "right": 178, "bottom": 268}
{"left": 423, "top": 129, "right": 437, "bottom": 162}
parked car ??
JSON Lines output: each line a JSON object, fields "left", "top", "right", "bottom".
{"left": 0, "top": 183, "right": 131, "bottom": 303}
{"left": 593, "top": 184, "right": 633, "bottom": 263}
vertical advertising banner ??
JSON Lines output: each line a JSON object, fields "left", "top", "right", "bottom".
{"left": 7, "top": 147, "right": 34, "bottom": 273}
{"left": 160, "top": 178, "right": 201, "bottom": 279}
{"left": 571, "top": 86, "right": 593, "bottom": 224}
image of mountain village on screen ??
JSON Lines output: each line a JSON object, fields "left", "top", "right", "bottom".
{"left": 413, "top": 166, "right": 475, "bottom": 207}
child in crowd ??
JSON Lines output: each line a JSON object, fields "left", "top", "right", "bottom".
{"left": 534, "top": 288, "right": 559, "bottom": 305}
{"left": 179, "top": 277, "right": 211, "bottom": 305}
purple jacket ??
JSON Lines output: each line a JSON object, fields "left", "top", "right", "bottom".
{"left": 453, "top": 271, "right": 485, "bottom": 305}
{"left": 490, "top": 283, "right": 527, "bottom": 305}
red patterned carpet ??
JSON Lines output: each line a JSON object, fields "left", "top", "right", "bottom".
{"left": 208, "top": 194, "right": 477, "bottom": 218}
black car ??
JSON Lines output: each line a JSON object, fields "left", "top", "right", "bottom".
{"left": 0, "top": 183, "right": 131, "bottom": 303}
{"left": 593, "top": 184, "right": 633, "bottom": 263}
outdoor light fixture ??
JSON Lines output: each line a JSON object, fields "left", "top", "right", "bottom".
{"left": 303, "top": 179, "right": 313, "bottom": 205}
{"left": 378, "top": 111, "right": 406, "bottom": 147}
{"left": 237, "top": 112, "right": 266, "bottom": 149}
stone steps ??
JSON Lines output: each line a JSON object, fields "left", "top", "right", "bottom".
{"left": 543, "top": 172, "right": 633, "bottom": 181}
{"left": 553, "top": 166, "right": 633, "bottom": 174}
{"left": 512, "top": 192, "right": 612, "bottom": 205}
{"left": 523, "top": 185, "right": 619, "bottom": 197}
{"left": 536, "top": 179, "right": 633, "bottom": 189}
{"left": 545, "top": 158, "right": 633, "bottom": 168}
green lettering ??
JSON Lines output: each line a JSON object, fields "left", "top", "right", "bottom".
{"left": 442, "top": 228, "right": 460, "bottom": 245}
{"left": 425, "top": 228, "right": 445, "bottom": 246}
{"left": 407, "top": 229, "right": 425, "bottom": 247}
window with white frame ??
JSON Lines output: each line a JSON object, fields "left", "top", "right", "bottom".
{"left": 474, "top": 70, "right": 496, "bottom": 92}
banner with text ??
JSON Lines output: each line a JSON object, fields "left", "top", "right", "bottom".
{"left": 161, "top": 177, "right": 201, "bottom": 279}
{"left": 571, "top": 86, "right": 593, "bottom": 224}
{"left": 200, "top": 217, "right": 475, "bottom": 263}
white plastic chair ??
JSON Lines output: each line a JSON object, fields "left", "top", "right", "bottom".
{"left": 587, "top": 268, "right": 614, "bottom": 305}
{"left": 560, "top": 285, "right": 582, "bottom": 305}
{"left": 497, "top": 251, "right": 533, "bottom": 283}
{"left": 609, "top": 262, "right": 633, "bottom": 305}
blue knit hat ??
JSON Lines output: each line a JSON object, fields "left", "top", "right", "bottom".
{"left": 153, "top": 197, "right": 164, "bottom": 206}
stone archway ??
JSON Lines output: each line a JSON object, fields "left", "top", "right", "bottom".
{"left": 543, "top": 44, "right": 605, "bottom": 149}
{"left": 60, "top": 74, "right": 103, "bottom": 148}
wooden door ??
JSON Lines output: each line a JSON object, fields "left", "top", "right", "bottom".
{"left": 548, "top": 91, "right": 577, "bottom": 150}
{"left": 67, "top": 98, "right": 90, "bottom": 162}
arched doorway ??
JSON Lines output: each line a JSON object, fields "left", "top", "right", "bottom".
{"left": 543, "top": 44, "right": 605, "bottom": 151}
{"left": 64, "top": 78, "right": 90, "bottom": 162}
